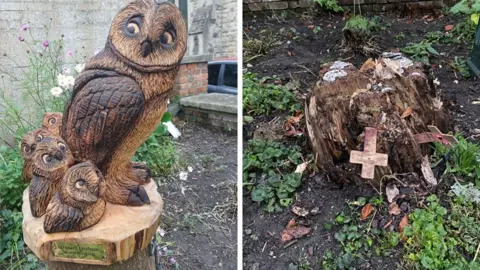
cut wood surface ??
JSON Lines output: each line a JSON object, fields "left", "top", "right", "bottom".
{"left": 22, "top": 180, "right": 163, "bottom": 266}
{"left": 306, "top": 57, "right": 448, "bottom": 184}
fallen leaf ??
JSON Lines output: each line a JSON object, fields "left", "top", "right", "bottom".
{"left": 360, "top": 58, "right": 376, "bottom": 72}
{"left": 281, "top": 226, "right": 311, "bottom": 242}
{"left": 361, "top": 204, "right": 374, "bottom": 221}
{"left": 388, "top": 202, "right": 401, "bottom": 215}
{"left": 386, "top": 183, "right": 399, "bottom": 203}
{"left": 382, "top": 219, "right": 393, "bottom": 229}
{"left": 308, "top": 246, "right": 313, "bottom": 256}
{"left": 286, "top": 219, "right": 296, "bottom": 229}
{"left": 421, "top": 156, "right": 437, "bottom": 186}
{"left": 294, "top": 162, "right": 309, "bottom": 174}
{"left": 401, "top": 107, "right": 413, "bottom": 119}
{"left": 308, "top": 25, "right": 314, "bottom": 29}
{"left": 292, "top": 206, "right": 309, "bottom": 217}
{"left": 444, "top": 24, "right": 454, "bottom": 31}
{"left": 399, "top": 215, "right": 408, "bottom": 233}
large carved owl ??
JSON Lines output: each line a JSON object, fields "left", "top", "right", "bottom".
{"left": 20, "top": 129, "right": 52, "bottom": 182}
{"left": 44, "top": 162, "right": 107, "bottom": 233}
{"left": 62, "top": 0, "right": 187, "bottom": 206}
{"left": 29, "top": 136, "right": 74, "bottom": 217}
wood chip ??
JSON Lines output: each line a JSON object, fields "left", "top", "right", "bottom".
{"left": 421, "top": 155, "right": 437, "bottom": 186}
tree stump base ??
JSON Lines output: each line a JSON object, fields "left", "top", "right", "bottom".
{"left": 306, "top": 57, "right": 448, "bottom": 184}
{"left": 22, "top": 180, "right": 163, "bottom": 267}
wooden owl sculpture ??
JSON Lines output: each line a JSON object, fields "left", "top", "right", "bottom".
{"left": 20, "top": 129, "right": 52, "bottom": 182}
{"left": 41, "top": 112, "right": 63, "bottom": 136}
{"left": 44, "top": 162, "right": 107, "bottom": 233}
{"left": 29, "top": 136, "right": 74, "bottom": 217}
{"left": 61, "top": 0, "right": 187, "bottom": 206}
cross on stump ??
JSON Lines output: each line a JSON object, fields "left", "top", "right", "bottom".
{"left": 350, "top": 127, "right": 389, "bottom": 179}
{"left": 414, "top": 125, "right": 458, "bottom": 146}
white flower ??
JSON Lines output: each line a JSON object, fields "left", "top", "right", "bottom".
{"left": 63, "top": 67, "right": 71, "bottom": 74}
{"left": 75, "top": 63, "right": 85, "bottom": 73}
{"left": 58, "top": 74, "right": 75, "bottom": 88}
{"left": 50, "top": 87, "right": 63, "bottom": 97}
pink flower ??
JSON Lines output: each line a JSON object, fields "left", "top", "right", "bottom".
{"left": 19, "top": 23, "right": 29, "bottom": 31}
{"left": 42, "top": 40, "right": 49, "bottom": 49}
{"left": 66, "top": 50, "right": 73, "bottom": 57}
{"left": 18, "top": 36, "right": 24, "bottom": 42}
{"left": 169, "top": 257, "right": 176, "bottom": 264}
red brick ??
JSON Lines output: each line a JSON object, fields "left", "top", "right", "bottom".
{"left": 179, "top": 76, "right": 188, "bottom": 84}
{"left": 179, "top": 64, "right": 188, "bottom": 71}
{"left": 199, "top": 73, "right": 208, "bottom": 80}
{"left": 190, "top": 69, "right": 200, "bottom": 75}
{"left": 187, "top": 63, "right": 196, "bottom": 69}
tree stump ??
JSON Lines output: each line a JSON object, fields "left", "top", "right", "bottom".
{"left": 22, "top": 180, "right": 163, "bottom": 267}
{"left": 305, "top": 57, "right": 448, "bottom": 185}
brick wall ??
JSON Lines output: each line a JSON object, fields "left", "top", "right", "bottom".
{"left": 173, "top": 62, "right": 208, "bottom": 96}
{"left": 244, "top": 0, "right": 452, "bottom": 11}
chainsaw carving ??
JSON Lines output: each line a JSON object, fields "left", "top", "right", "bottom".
{"left": 61, "top": 0, "right": 187, "bottom": 206}
{"left": 29, "top": 136, "right": 74, "bottom": 217}
{"left": 44, "top": 162, "right": 106, "bottom": 233}
{"left": 21, "top": 129, "right": 52, "bottom": 182}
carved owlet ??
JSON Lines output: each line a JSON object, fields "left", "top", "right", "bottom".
{"left": 44, "top": 162, "right": 107, "bottom": 233}
{"left": 61, "top": 0, "right": 187, "bottom": 206}
{"left": 41, "top": 112, "right": 63, "bottom": 136}
{"left": 20, "top": 129, "right": 52, "bottom": 182}
{"left": 29, "top": 136, "right": 74, "bottom": 217}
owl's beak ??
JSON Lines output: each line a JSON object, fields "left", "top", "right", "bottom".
{"left": 55, "top": 150, "right": 64, "bottom": 160}
{"left": 141, "top": 39, "right": 153, "bottom": 57}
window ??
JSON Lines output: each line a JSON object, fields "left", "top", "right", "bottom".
{"left": 208, "top": 64, "right": 221, "bottom": 85}
{"left": 223, "top": 64, "right": 237, "bottom": 88}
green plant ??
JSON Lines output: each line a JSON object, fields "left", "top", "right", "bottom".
{"left": 243, "top": 140, "right": 304, "bottom": 212}
{"left": 451, "top": 17, "right": 477, "bottom": 44}
{"left": 243, "top": 30, "right": 278, "bottom": 62}
{"left": 313, "top": 0, "right": 344, "bottom": 12}
{"left": 394, "top": 33, "right": 406, "bottom": 41}
{"left": 133, "top": 112, "right": 179, "bottom": 178}
{"left": 450, "top": 56, "right": 472, "bottom": 78}
{"left": 432, "top": 136, "right": 480, "bottom": 186}
{"left": 450, "top": 0, "right": 480, "bottom": 14}
{"left": 403, "top": 195, "right": 479, "bottom": 269}
{"left": 243, "top": 73, "right": 299, "bottom": 116}
{"left": 401, "top": 40, "right": 439, "bottom": 65}
{"left": 0, "top": 146, "right": 27, "bottom": 211}
{"left": 447, "top": 195, "right": 480, "bottom": 257}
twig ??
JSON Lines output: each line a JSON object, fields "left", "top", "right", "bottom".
{"left": 473, "top": 242, "right": 480, "bottom": 262}
{"left": 295, "top": 64, "right": 316, "bottom": 77}
{"left": 367, "top": 210, "right": 377, "bottom": 233}
{"left": 283, "top": 239, "right": 297, "bottom": 249}
{"left": 262, "top": 241, "right": 268, "bottom": 252}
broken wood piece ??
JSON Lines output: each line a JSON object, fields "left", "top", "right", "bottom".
{"left": 414, "top": 125, "right": 458, "bottom": 146}
{"left": 350, "top": 128, "right": 389, "bottom": 179}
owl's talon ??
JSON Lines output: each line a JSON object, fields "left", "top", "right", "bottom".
{"left": 127, "top": 185, "right": 150, "bottom": 205}
{"left": 131, "top": 162, "right": 151, "bottom": 184}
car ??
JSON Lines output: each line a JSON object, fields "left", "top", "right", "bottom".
{"left": 207, "top": 59, "right": 238, "bottom": 95}
{"left": 467, "top": 21, "right": 480, "bottom": 78}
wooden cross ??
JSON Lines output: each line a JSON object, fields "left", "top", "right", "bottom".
{"left": 414, "top": 125, "right": 458, "bottom": 146}
{"left": 350, "top": 127, "right": 389, "bottom": 179}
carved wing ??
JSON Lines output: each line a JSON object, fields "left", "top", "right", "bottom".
{"left": 44, "top": 194, "right": 84, "bottom": 233}
{"left": 29, "top": 175, "right": 54, "bottom": 217}
{"left": 63, "top": 71, "right": 144, "bottom": 167}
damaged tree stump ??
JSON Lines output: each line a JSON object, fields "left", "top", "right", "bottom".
{"left": 305, "top": 57, "right": 448, "bottom": 185}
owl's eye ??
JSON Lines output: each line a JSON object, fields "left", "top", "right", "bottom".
{"left": 48, "top": 118, "right": 56, "bottom": 125}
{"left": 126, "top": 22, "right": 140, "bottom": 35}
{"left": 75, "top": 179, "right": 87, "bottom": 189}
{"left": 35, "top": 134, "right": 43, "bottom": 142}
{"left": 42, "top": 155, "right": 52, "bottom": 163}
{"left": 159, "top": 28, "right": 176, "bottom": 47}
{"left": 58, "top": 142, "right": 66, "bottom": 151}
{"left": 23, "top": 145, "right": 30, "bottom": 153}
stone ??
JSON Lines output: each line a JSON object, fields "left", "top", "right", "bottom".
{"left": 180, "top": 93, "right": 237, "bottom": 114}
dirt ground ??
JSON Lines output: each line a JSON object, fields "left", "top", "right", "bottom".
{"left": 157, "top": 121, "right": 237, "bottom": 270}
{"left": 243, "top": 9, "right": 479, "bottom": 270}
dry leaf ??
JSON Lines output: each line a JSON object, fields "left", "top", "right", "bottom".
{"left": 294, "top": 162, "right": 309, "bottom": 174}
{"left": 444, "top": 24, "right": 454, "bottom": 31}
{"left": 386, "top": 183, "right": 399, "bottom": 203}
{"left": 292, "top": 206, "right": 309, "bottom": 217}
{"left": 388, "top": 202, "right": 401, "bottom": 215}
{"left": 421, "top": 156, "right": 437, "bottom": 186}
{"left": 308, "top": 25, "right": 314, "bottom": 29}
{"left": 360, "top": 58, "right": 376, "bottom": 72}
{"left": 401, "top": 107, "right": 413, "bottom": 119}
{"left": 382, "top": 219, "right": 393, "bottom": 229}
{"left": 281, "top": 226, "right": 311, "bottom": 242}
{"left": 399, "top": 215, "right": 408, "bottom": 233}
{"left": 286, "top": 219, "right": 296, "bottom": 229}
{"left": 361, "top": 203, "right": 374, "bottom": 221}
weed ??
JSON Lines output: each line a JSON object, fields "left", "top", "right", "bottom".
{"left": 313, "top": 26, "right": 322, "bottom": 34}
{"left": 342, "top": 16, "right": 380, "bottom": 55}
{"left": 450, "top": 0, "right": 480, "bottom": 14}
{"left": 401, "top": 40, "right": 439, "bottom": 65}
{"left": 243, "top": 73, "right": 299, "bottom": 116}
{"left": 243, "top": 30, "right": 278, "bottom": 62}
{"left": 243, "top": 140, "right": 304, "bottom": 212}
{"left": 313, "top": 0, "right": 344, "bottom": 13}
{"left": 450, "top": 56, "right": 472, "bottom": 78}
{"left": 394, "top": 33, "right": 406, "bottom": 41}
{"left": 0, "top": 146, "right": 27, "bottom": 211}
{"left": 432, "top": 136, "right": 480, "bottom": 186}
{"left": 403, "top": 195, "right": 479, "bottom": 269}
